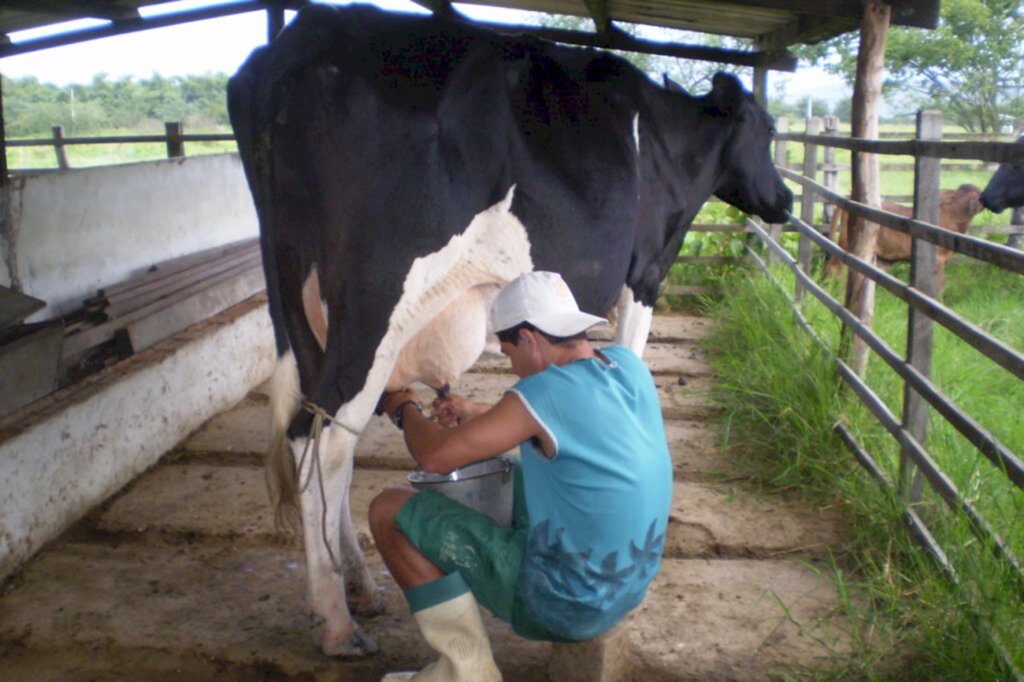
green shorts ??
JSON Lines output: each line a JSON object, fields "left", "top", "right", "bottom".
{"left": 395, "top": 460, "right": 563, "bottom": 641}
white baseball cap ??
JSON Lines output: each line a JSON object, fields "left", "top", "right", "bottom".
{"left": 491, "top": 271, "right": 607, "bottom": 337}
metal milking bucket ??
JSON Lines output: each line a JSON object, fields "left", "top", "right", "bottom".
{"left": 408, "top": 456, "right": 515, "bottom": 528}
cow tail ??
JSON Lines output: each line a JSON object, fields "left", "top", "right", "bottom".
{"left": 267, "top": 354, "right": 302, "bottom": 531}
{"left": 229, "top": 59, "right": 303, "bottom": 531}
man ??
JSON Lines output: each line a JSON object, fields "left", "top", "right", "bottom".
{"left": 370, "top": 271, "right": 673, "bottom": 681}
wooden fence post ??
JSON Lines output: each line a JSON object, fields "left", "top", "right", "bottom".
{"left": 900, "top": 110, "right": 942, "bottom": 506}
{"left": 767, "top": 117, "right": 788, "bottom": 265}
{"left": 52, "top": 125, "right": 70, "bottom": 170}
{"left": 822, "top": 116, "right": 840, "bottom": 225}
{"left": 1009, "top": 207, "right": 1024, "bottom": 250}
{"left": 796, "top": 116, "right": 821, "bottom": 301}
{"left": 165, "top": 121, "right": 184, "bottom": 158}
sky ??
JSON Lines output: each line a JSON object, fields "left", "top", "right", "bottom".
{"left": 0, "top": 0, "right": 849, "bottom": 105}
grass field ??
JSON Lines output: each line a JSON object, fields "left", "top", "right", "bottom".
{"left": 5, "top": 123, "right": 237, "bottom": 171}
{"left": 662, "top": 120, "right": 1022, "bottom": 676}
{"left": 684, "top": 240, "right": 1024, "bottom": 678}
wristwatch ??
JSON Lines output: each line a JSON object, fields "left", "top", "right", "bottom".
{"left": 391, "top": 400, "right": 422, "bottom": 430}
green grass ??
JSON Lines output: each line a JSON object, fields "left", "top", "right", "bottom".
{"left": 694, "top": 258, "right": 1024, "bottom": 679}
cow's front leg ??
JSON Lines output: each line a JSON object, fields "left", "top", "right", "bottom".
{"left": 292, "top": 425, "right": 379, "bottom": 657}
{"left": 614, "top": 285, "right": 654, "bottom": 357}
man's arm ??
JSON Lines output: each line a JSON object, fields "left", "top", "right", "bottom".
{"left": 382, "top": 390, "right": 538, "bottom": 473}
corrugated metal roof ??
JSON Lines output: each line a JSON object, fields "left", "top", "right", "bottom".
{"left": 0, "top": 1, "right": 940, "bottom": 62}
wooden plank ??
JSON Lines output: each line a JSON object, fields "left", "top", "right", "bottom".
{"left": 62, "top": 259, "right": 265, "bottom": 361}
{"left": 124, "top": 266, "right": 267, "bottom": 353}
{"left": 99, "top": 238, "right": 259, "bottom": 299}
{"left": 0, "top": 322, "right": 62, "bottom": 416}
{"left": 0, "top": 286, "right": 46, "bottom": 330}
{"left": 103, "top": 249, "right": 261, "bottom": 317}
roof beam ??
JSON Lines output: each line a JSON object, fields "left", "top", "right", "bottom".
{"left": 1, "top": 0, "right": 139, "bottom": 22}
{"left": 705, "top": 1, "right": 937, "bottom": 29}
{"left": 0, "top": 0, "right": 305, "bottom": 58}
{"left": 475, "top": 19, "right": 796, "bottom": 71}
{"left": 757, "top": 15, "right": 854, "bottom": 51}
{"left": 583, "top": 0, "right": 612, "bottom": 33}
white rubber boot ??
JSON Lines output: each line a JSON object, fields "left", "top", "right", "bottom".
{"left": 382, "top": 590, "right": 502, "bottom": 682}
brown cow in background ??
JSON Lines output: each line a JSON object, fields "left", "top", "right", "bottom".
{"left": 824, "top": 184, "right": 983, "bottom": 292}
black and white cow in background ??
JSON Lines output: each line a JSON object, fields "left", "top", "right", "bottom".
{"left": 228, "top": 3, "right": 792, "bottom": 657}
{"left": 980, "top": 134, "right": 1024, "bottom": 212}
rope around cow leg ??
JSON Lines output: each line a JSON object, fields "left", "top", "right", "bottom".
{"left": 296, "top": 401, "right": 364, "bottom": 575}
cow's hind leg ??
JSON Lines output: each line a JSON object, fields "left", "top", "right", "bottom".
{"left": 291, "top": 424, "right": 379, "bottom": 657}
{"left": 614, "top": 285, "right": 654, "bottom": 358}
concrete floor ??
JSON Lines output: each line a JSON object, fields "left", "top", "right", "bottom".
{"left": 0, "top": 314, "right": 854, "bottom": 681}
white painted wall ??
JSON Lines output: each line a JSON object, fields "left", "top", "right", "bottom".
{"left": 0, "top": 153, "right": 272, "bottom": 578}
{"left": 0, "top": 302, "right": 275, "bottom": 579}
{"left": 2, "top": 153, "right": 257, "bottom": 321}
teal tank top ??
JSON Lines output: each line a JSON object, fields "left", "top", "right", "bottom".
{"left": 509, "top": 345, "right": 672, "bottom": 640}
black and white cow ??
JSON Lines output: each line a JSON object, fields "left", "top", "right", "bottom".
{"left": 981, "top": 135, "right": 1024, "bottom": 212}
{"left": 228, "top": 3, "right": 791, "bottom": 657}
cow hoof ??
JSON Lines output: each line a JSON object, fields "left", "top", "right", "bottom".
{"left": 322, "top": 623, "right": 379, "bottom": 658}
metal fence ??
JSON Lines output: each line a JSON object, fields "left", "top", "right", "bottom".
{"left": 747, "top": 111, "right": 1024, "bottom": 672}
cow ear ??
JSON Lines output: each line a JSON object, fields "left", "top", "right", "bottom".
{"left": 711, "top": 72, "right": 745, "bottom": 116}
{"left": 663, "top": 75, "right": 685, "bottom": 94}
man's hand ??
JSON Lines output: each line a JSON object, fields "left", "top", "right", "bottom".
{"left": 432, "top": 394, "right": 493, "bottom": 427}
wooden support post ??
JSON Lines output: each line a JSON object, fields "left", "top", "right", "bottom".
{"left": 752, "top": 66, "right": 768, "bottom": 109}
{"left": 822, "top": 115, "right": 840, "bottom": 225}
{"left": 796, "top": 116, "right": 821, "bottom": 301}
{"left": 841, "top": 0, "right": 890, "bottom": 375}
{"left": 901, "top": 110, "right": 942, "bottom": 506}
{"left": 767, "top": 117, "right": 788, "bottom": 265}
{"left": 52, "top": 125, "right": 70, "bottom": 170}
{"left": 267, "top": 0, "right": 286, "bottom": 42}
{"left": 165, "top": 121, "right": 184, "bottom": 158}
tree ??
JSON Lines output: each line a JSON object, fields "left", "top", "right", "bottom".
{"left": 2, "top": 72, "right": 233, "bottom": 137}
{"left": 794, "top": 0, "right": 1024, "bottom": 133}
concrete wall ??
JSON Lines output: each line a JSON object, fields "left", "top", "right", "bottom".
{"left": 1, "top": 153, "right": 257, "bottom": 321}
{"left": 0, "top": 153, "right": 273, "bottom": 579}
{"left": 0, "top": 300, "right": 275, "bottom": 579}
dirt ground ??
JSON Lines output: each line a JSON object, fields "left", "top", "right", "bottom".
{"left": 0, "top": 315, "right": 854, "bottom": 681}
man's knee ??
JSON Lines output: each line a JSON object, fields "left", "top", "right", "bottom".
{"left": 369, "top": 486, "right": 415, "bottom": 538}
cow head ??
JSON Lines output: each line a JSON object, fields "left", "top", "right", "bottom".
{"left": 980, "top": 136, "right": 1024, "bottom": 213}
{"left": 704, "top": 73, "right": 792, "bottom": 224}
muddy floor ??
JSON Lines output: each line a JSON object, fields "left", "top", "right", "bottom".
{"left": 0, "top": 315, "right": 854, "bottom": 681}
